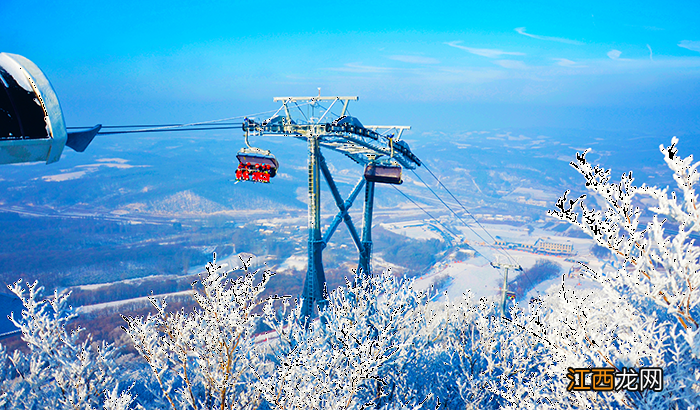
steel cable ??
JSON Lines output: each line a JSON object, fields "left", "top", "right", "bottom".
{"left": 412, "top": 167, "right": 540, "bottom": 295}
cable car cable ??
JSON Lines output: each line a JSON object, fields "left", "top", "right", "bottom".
{"left": 98, "top": 125, "right": 244, "bottom": 135}
{"left": 415, "top": 165, "right": 518, "bottom": 265}
{"left": 391, "top": 185, "right": 505, "bottom": 285}
{"left": 70, "top": 105, "right": 297, "bottom": 135}
{"left": 68, "top": 122, "right": 243, "bottom": 129}
{"left": 410, "top": 169, "right": 512, "bottom": 262}
{"left": 391, "top": 185, "right": 474, "bottom": 256}
{"left": 418, "top": 164, "right": 539, "bottom": 293}
{"left": 411, "top": 168, "right": 539, "bottom": 294}
{"left": 293, "top": 101, "right": 308, "bottom": 122}
{"left": 423, "top": 163, "right": 508, "bottom": 248}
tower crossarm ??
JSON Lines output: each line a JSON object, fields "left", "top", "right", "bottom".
{"left": 242, "top": 96, "right": 422, "bottom": 169}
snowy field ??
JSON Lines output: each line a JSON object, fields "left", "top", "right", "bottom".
{"left": 380, "top": 220, "right": 443, "bottom": 241}
{"left": 411, "top": 222, "right": 604, "bottom": 302}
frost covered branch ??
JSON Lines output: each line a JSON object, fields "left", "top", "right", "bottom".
{"left": 545, "top": 137, "right": 700, "bottom": 408}
{"left": 548, "top": 138, "right": 699, "bottom": 331}
{"left": 122, "top": 254, "right": 281, "bottom": 410}
{"left": 0, "top": 280, "right": 134, "bottom": 410}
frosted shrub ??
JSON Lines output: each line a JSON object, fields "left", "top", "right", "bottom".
{"left": 122, "top": 255, "right": 276, "bottom": 410}
{"left": 544, "top": 137, "right": 700, "bottom": 408}
{"left": 255, "top": 271, "right": 446, "bottom": 409}
{"left": 0, "top": 280, "right": 133, "bottom": 410}
{"left": 120, "top": 253, "right": 563, "bottom": 409}
{"left": 430, "top": 293, "right": 555, "bottom": 409}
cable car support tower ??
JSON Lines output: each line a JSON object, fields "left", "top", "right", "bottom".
{"left": 240, "top": 94, "right": 421, "bottom": 318}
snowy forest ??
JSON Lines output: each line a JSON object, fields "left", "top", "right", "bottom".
{"left": 1, "top": 138, "right": 699, "bottom": 409}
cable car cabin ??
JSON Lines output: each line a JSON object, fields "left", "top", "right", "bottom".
{"left": 0, "top": 52, "right": 67, "bottom": 164}
{"left": 364, "top": 163, "right": 403, "bottom": 184}
{"left": 235, "top": 149, "right": 279, "bottom": 183}
{"left": 0, "top": 52, "right": 99, "bottom": 165}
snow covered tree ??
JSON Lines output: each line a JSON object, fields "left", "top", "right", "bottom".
{"left": 255, "top": 271, "right": 449, "bottom": 409}
{"left": 0, "top": 280, "right": 135, "bottom": 410}
{"left": 543, "top": 137, "right": 700, "bottom": 408}
{"left": 121, "top": 255, "right": 277, "bottom": 410}
{"left": 120, "top": 250, "right": 476, "bottom": 409}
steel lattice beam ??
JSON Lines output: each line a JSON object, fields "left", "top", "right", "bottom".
{"left": 243, "top": 95, "right": 420, "bottom": 320}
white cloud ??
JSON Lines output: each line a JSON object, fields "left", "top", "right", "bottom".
{"left": 495, "top": 60, "right": 528, "bottom": 69}
{"left": 607, "top": 49, "right": 622, "bottom": 60}
{"left": 328, "top": 63, "right": 394, "bottom": 73}
{"left": 647, "top": 44, "right": 653, "bottom": 61}
{"left": 446, "top": 41, "right": 525, "bottom": 58}
{"left": 552, "top": 58, "right": 586, "bottom": 67}
{"left": 388, "top": 55, "right": 440, "bottom": 64}
{"left": 515, "top": 27, "right": 583, "bottom": 45}
{"left": 678, "top": 40, "right": 700, "bottom": 52}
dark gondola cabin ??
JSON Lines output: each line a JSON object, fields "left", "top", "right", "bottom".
{"left": 235, "top": 149, "right": 279, "bottom": 183}
{"left": 364, "top": 163, "right": 403, "bottom": 184}
{"left": 0, "top": 53, "right": 99, "bottom": 165}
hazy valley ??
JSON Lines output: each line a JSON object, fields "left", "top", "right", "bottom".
{"left": 1, "top": 126, "right": 694, "bottom": 344}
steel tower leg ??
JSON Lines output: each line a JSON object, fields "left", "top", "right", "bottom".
{"left": 358, "top": 180, "right": 375, "bottom": 276}
{"left": 302, "top": 134, "right": 327, "bottom": 319}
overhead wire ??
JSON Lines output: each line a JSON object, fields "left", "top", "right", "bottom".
{"left": 69, "top": 104, "right": 312, "bottom": 136}
{"left": 95, "top": 113, "right": 251, "bottom": 135}
{"left": 390, "top": 185, "right": 480, "bottom": 259}
{"left": 423, "top": 163, "right": 507, "bottom": 248}
{"left": 410, "top": 169, "right": 514, "bottom": 264}
{"left": 293, "top": 102, "right": 309, "bottom": 122}
{"left": 97, "top": 125, "right": 243, "bottom": 135}
{"left": 68, "top": 122, "right": 243, "bottom": 129}
{"left": 69, "top": 124, "right": 178, "bottom": 129}
{"left": 414, "top": 164, "right": 539, "bottom": 295}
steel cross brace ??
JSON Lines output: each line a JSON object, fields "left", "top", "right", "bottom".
{"left": 318, "top": 153, "right": 365, "bottom": 254}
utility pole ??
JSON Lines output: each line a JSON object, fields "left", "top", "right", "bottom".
{"left": 490, "top": 260, "right": 523, "bottom": 316}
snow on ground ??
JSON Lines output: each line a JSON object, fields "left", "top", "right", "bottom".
{"left": 78, "top": 290, "right": 193, "bottom": 314}
{"left": 412, "top": 257, "right": 501, "bottom": 300}
{"left": 380, "top": 220, "right": 443, "bottom": 241}
{"left": 42, "top": 171, "right": 88, "bottom": 182}
{"left": 445, "top": 259, "right": 501, "bottom": 300}
{"left": 73, "top": 217, "right": 606, "bottom": 315}
{"left": 412, "top": 241, "right": 606, "bottom": 304}
{"left": 205, "top": 252, "right": 271, "bottom": 273}
{"left": 75, "top": 252, "right": 269, "bottom": 294}
{"left": 278, "top": 254, "right": 307, "bottom": 272}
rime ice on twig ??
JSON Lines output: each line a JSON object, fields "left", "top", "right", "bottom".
{"left": 544, "top": 137, "right": 700, "bottom": 408}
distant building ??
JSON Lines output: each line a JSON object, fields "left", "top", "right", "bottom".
{"left": 494, "top": 239, "right": 535, "bottom": 251}
{"left": 534, "top": 238, "right": 574, "bottom": 255}
{"left": 494, "top": 237, "right": 574, "bottom": 255}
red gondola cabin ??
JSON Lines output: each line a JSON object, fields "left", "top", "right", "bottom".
{"left": 235, "top": 149, "right": 279, "bottom": 183}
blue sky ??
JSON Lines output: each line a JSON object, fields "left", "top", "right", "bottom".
{"left": 2, "top": 0, "right": 700, "bottom": 135}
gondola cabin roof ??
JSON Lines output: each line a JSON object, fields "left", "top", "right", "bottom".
{"left": 0, "top": 53, "right": 67, "bottom": 164}
{"left": 236, "top": 153, "right": 279, "bottom": 169}
{"left": 0, "top": 53, "right": 99, "bottom": 165}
